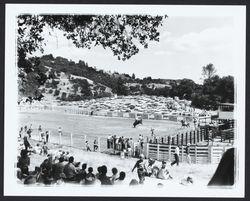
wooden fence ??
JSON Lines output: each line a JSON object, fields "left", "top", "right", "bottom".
{"left": 18, "top": 105, "right": 208, "bottom": 123}
{"left": 145, "top": 143, "right": 232, "bottom": 164}
{"left": 147, "top": 128, "right": 208, "bottom": 145}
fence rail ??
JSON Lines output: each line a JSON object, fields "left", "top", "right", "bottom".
{"left": 145, "top": 143, "right": 232, "bottom": 164}
{"left": 18, "top": 105, "right": 211, "bottom": 123}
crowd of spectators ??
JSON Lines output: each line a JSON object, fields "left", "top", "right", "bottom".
{"left": 107, "top": 134, "right": 145, "bottom": 157}
{"left": 16, "top": 148, "right": 127, "bottom": 186}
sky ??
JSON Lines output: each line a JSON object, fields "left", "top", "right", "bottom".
{"left": 32, "top": 16, "right": 235, "bottom": 84}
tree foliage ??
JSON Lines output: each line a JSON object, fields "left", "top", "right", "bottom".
{"left": 17, "top": 14, "right": 167, "bottom": 66}
{"left": 202, "top": 63, "right": 217, "bottom": 80}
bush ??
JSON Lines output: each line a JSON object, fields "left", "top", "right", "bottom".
{"left": 48, "top": 89, "right": 53, "bottom": 94}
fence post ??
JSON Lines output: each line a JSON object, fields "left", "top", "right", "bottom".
{"left": 194, "top": 145, "right": 197, "bottom": 164}
{"left": 70, "top": 133, "right": 73, "bottom": 147}
{"left": 194, "top": 131, "right": 196, "bottom": 144}
{"left": 181, "top": 133, "right": 184, "bottom": 145}
{"left": 197, "top": 130, "right": 199, "bottom": 143}
{"left": 177, "top": 134, "right": 179, "bottom": 145}
{"left": 84, "top": 135, "right": 87, "bottom": 144}
{"left": 208, "top": 145, "right": 213, "bottom": 163}
{"left": 146, "top": 143, "right": 149, "bottom": 159}
{"left": 186, "top": 132, "right": 188, "bottom": 145}
{"left": 172, "top": 137, "right": 175, "bottom": 145}
{"left": 181, "top": 145, "right": 184, "bottom": 162}
{"left": 98, "top": 137, "right": 101, "bottom": 152}
{"left": 59, "top": 133, "right": 62, "bottom": 145}
{"left": 157, "top": 143, "right": 160, "bottom": 160}
{"left": 168, "top": 136, "right": 171, "bottom": 144}
{"left": 48, "top": 130, "right": 51, "bottom": 143}
{"left": 189, "top": 131, "right": 192, "bottom": 144}
{"left": 168, "top": 143, "right": 172, "bottom": 162}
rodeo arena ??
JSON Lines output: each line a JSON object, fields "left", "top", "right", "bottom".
{"left": 16, "top": 96, "right": 235, "bottom": 187}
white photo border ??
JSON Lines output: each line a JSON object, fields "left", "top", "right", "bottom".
{"left": 4, "top": 4, "right": 246, "bottom": 197}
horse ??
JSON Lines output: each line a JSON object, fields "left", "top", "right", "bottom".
{"left": 181, "top": 120, "right": 190, "bottom": 128}
{"left": 133, "top": 119, "right": 142, "bottom": 128}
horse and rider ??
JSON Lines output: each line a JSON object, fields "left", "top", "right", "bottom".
{"left": 133, "top": 118, "right": 143, "bottom": 128}
{"left": 181, "top": 119, "right": 190, "bottom": 128}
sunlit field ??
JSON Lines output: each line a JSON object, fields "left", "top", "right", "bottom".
{"left": 18, "top": 110, "right": 194, "bottom": 149}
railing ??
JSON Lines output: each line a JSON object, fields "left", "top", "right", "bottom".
{"left": 20, "top": 128, "right": 145, "bottom": 158}
{"left": 145, "top": 143, "right": 233, "bottom": 164}
{"left": 18, "top": 105, "right": 207, "bottom": 123}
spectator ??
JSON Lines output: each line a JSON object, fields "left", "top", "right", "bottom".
{"left": 23, "top": 134, "right": 31, "bottom": 151}
{"left": 24, "top": 125, "right": 27, "bottom": 132}
{"left": 17, "top": 149, "right": 30, "bottom": 178}
{"left": 40, "top": 132, "right": 45, "bottom": 142}
{"left": 171, "top": 146, "right": 180, "bottom": 166}
{"left": 111, "top": 167, "right": 118, "bottom": 184}
{"left": 58, "top": 127, "right": 62, "bottom": 135}
{"left": 33, "top": 143, "right": 41, "bottom": 154}
{"left": 38, "top": 125, "right": 42, "bottom": 140}
{"left": 23, "top": 167, "right": 41, "bottom": 185}
{"left": 76, "top": 163, "right": 87, "bottom": 183}
{"left": 144, "top": 158, "right": 156, "bottom": 177}
{"left": 85, "top": 141, "right": 91, "bottom": 152}
{"left": 85, "top": 167, "right": 96, "bottom": 185}
{"left": 63, "top": 156, "right": 77, "bottom": 182}
{"left": 93, "top": 139, "right": 98, "bottom": 151}
{"left": 98, "top": 165, "right": 112, "bottom": 185}
{"left": 132, "top": 154, "right": 146, "bottom": 184}
{"left": 115, "top": 171, "right": 126, "bottom": 184}
{"left": 95, "top": 166, "right": 102, "bottom": 180}
{"left": 52, "top": 156, "right": 65, "bottom": 181}
{"left": 19, "top": 127, "right": 23, "bottom": 138}
{"left": 41, "top": 142, "right": 49, "bottom": 155}
{"left": 180, "top": 176, "right": 193, "bottom": 186}
{"left": 157, "top": 161, "right": 173, "bottom": 180}
{"left": 186, "top": 143, "right": 191, "bottom": 164}
{"left": 27, "top": 128, "right": 32, "bottom": 138}
{"left": 40, "top": 155, "right": 54, "bottom": 184}
{"left": 45, "top": 131, "right": 50, "bottom": 143}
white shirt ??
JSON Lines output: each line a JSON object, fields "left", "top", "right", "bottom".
{"left": 175, "top": 146, "right": 180, "bottom": 155}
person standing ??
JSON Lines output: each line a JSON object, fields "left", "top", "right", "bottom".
{"left": 45, "top": 131, "right": 50, "bottom": 143}
{"left": 132, "top": 154, "right": 146, "bottom": 184}
{"left": 38, "top": 125, "right": 42, "bottom": 141}
{"left": 19, "top": 127, "right": 23, "bottom": 138}
{"left": 85, "top": 141, "right": 91, "bottom": 152}
{"left": 58, "top": 127, "right": 62, "bottom": 135}
{"left": 93, "top": 139, "right": 98, "bottom": 152}
{"left": 23, "top": 134, "right": 31, "bottom": 151}
{"left": 171, "top": 145, "right": 180, "bottom": 166}
{"left": 58, "top": 127, "right": 62, "bottom": 145}
{"left": 186, "top": 143, "right": 191, "bottom": 164}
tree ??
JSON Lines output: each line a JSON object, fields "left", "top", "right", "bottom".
{"left": 176, "top": 79, "right": 197, "bottom": 100}
{"left": 202, "top": 63, "right": 217, "bottom": 80}
{"left": 17, "top": 14, "right": 167, "bottom": 71}
{"left": 17, "top": 14, "right": 167, "bottom": 97}
{"left": 132, "top": 73, "right": 136, "bottom": 80}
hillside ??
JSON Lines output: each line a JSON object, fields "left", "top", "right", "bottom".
{"left": 22, "top": 54, "right": 178, "bottom": 101}
{"left": 18, "top": 54, "right": 234, "bottom": 110}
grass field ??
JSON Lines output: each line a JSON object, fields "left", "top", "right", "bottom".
{"left": 18, "top": 110, "right": 194, "bottom": 149}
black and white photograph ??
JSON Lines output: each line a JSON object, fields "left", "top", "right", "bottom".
{"left": 4, "top": 4, "right": 246, "bottom": 197}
